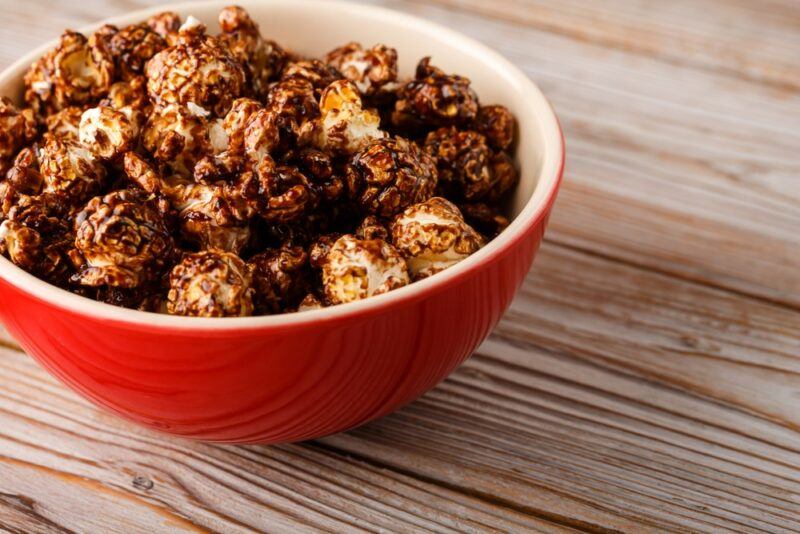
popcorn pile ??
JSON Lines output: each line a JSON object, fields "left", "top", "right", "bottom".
{"left": 0, "top": 6, "right": 518, "bottom": 317}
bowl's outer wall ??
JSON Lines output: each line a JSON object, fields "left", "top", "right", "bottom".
{"left": 0, "top": 215, "right": 548, "bottom": 443}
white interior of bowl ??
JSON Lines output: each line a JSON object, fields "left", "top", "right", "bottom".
{"left": 0, "top": 0, "right": 564, "bottom": 329}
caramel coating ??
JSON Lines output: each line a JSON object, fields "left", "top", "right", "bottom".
{"left": 0, "top": 98, "right": 37, "bottom": 167}
{"left": 322, "top": 234, "right": 409, "bottom": 304}
{"left": 249, "top": 245, "right": 310, "bottom": 313}
{"left": 325, "top": 42, "right": 398, "bottom": 96}
{"left": 312, "top": 79, "right": 385, "bottom": 155}
{"left": 236, "top": 158, "right": 319, "bottom": 224}
{"left": 45, "top": 106, "right": 85, "bottom": 143}
{"left": 458, "top": 202, "right": 510, "bottom": 238}
{"left": 281, "top": 59, "right": 342, "bottom": 97}
{"left": 39, "top": 136, "right": 107, "bottom": 203}
{"left": 145, "top": 20, "right": 245, "bottom": 117}
{"left": 475, "top": 105, "right": 515, "bottom": 151}
{"left": 79, "top": 106, "right": 139, "bottom": 160}
{"left": 390, "top": 197, "right": 483, "bottom": 280}
{"left": 218, "top": 6, "right": 286, "bottom": 97}
{"left": 424, "top": 127, "right": 517, "bottom": 202}
{"left": 124, "top": 152, "right": 250, "bottom": 253}
{"left": 146, "top": 12, "right": 182, "bottom": 46}
{"left": 263, "top": 78, "right": 319, "bottom": 150}
{"left": 72, "top": 189, "right": 174, "bottom": 288}
{"left": 355, "top": 215, "right": 388, "bottom": 241}
{"left": 24, "top": 30, "right": 114, "bottom": 115}
{"left": 109, "top": 23, "right": 167, "bottom": 81}
{"left": 167, "top": 249, "right": 254, "bottom": 317}
{"left": 4, "top": 147, "right": 43, "bottom": 200}
{"left": 141, "top": 103, "right": 216, "bottom": 175}
{"left": 100, "top": 76, "right": 150, "bottom": 112}
{"left": 282, "top": 147, "right": 344, "bottom": 203}
{"left": 346, "top": 137, "right": 438, "bottom": 217}
{"left": 0, "top": 192, "right": 75, "bottom": 283}
{"left": 392, "top": 58, "right": 478, "bottom": 130}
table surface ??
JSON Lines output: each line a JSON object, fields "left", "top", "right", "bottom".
{"left": 1, "top": 0, "right": 799, "bottom": 532}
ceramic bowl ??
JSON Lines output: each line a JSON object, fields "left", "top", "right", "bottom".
{"left": 0, "top": 0, "right": 564, "bottom": 443}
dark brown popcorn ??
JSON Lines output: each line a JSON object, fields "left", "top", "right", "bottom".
{"left": 281, "top": 59, "right": 342, "bottom": 97}
{"left": 24, "top": 30, "right": 114, "bottom": 115}
{"left": 459, "top": 202, "right": 510, "bottom": 238}
{"left": 218, "top": 6, "right": 286, "bottom": 98}
{"left": 109, "top": 23, "right": 167, "bottom": 81}
{"left": 72, "top": 189, "right": 174, "bottom": 288}
{"left": 124, "top": 152, "right": 250, "bottom": 253}
{"left": 248, "top": 245, "right": 310, "bottom": 314}
{"left": 0, "top": 98, "right": 37, "bottom": 170}
{"left": 475, "top": 105, "right": 515, "bottom": 151}
{"left": 0, "top": 192, "right": 75, "bottom": 284}
{"left": 145, "top": 19, "right": 245, "bottom": 117}
{"left": 424, "top": 127, "right": 516, "bottom": 202}
{"left": 45, "top": 106, "right": 85, "bottom": 143}
{"left": 146, "top": 11, "right": 182, "bottom": 46}
{"left": 167, "top": 248, "right": 254, "bottom": 317}
{"left": 346, "top": 137, "right": 438, "bottom": 217}
{"left": 100, "top": 76, "right": 150, "bottom": 112}
{"left": 4, "top": 147, "right": 44, "bottom": 199}
{"left": 325, "top": 42, "right": 398, "bottom": 97}
{"left": 392, "top": 57, "right": 478, "bottom": 130}
{"left": 235, "top": 158, "right": 319, "bottom": 224}
{"left": 262, "top": 78, "right": 319, "bottom": 151}
{"left": 355, "top": 215, "right": 388, "bottom": 241}
{"left": 39, "top": 136, "right": 107, "bottom": 203}
{"left": 283, "top": 147, "right": 344, "bottom": 203}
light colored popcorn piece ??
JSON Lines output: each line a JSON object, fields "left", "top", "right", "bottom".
{"left": 79, "top": 106, "right": 139, "bottom": 160}
{"left": 313, "top": 79, "right": 385, "bottom": 155}
{"left": 322, "top": 234, "right": 409, "bottom": 304}
{"left": 39, "top": 136, "right": 107, "bottom": 202}
{"left": 325, "top": 42, "right": 398, "bottom": 96}
{"left": 167, "top": 248, "right": 254, "bottom": 317}
{"left": 390, "top": 197, "right": 484, "bottom": 280}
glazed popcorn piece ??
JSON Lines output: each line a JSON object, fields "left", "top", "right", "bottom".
{"left": 3, "top": 147, "right": 43, "bottom": 202}
{"left": 0, "top": 192, "right": 75, "bottom": 283}
{"left": 391, "top": 197, "right": 483, "bottom": 280}
{"left": 248, "top": 244, "right": 310, "bottom": 314}
{"left": 475, "top": 105, "right": 515, "bottom": 151}
{"left": 124, "top": 152, "right": 251, "bottom": 253}
{"left": 101, "top": 77, "right": 150, "bottom": 112}
{"left": 283, "top": 147, "right": 344, "bottom": 203}
{"left": 167, "top": 248, "right": 254, "bottom": 317}
{"left": 459, "top": 202, "right": 510, "bottom": 238}
{"left": 71, "top": 189, "right": 174, "bottom": 288}
{"left": 79, "top": 106, "right": 139, "bottom": 160}
{"left": 281, "top": 59, "right": 342, "bottom": 97}
{"left": 312, "top": 79, "right": 385, "bottom": 155}
{"left": 424, "top": 126, "right": 517, "bottom": 202}
{"left": 392, "top": 57, "right": 479, "bottom": 130}
{"left": 238, "top": 158, "right": 319, "bottom": 224}
{"left": 355, "top": 215, "right": 388, "bottom": 241}
{"left": 108, "top": 23, "right": 167, "bottom": 81}
{"left": 262, "top": 78, "right": 319, "bottom": 150}
{"left": 141, "top": 103, "right": 217, "bottom": 175}
{"left": 39, "top": 136, "right": 107, "bottom": 202}
{"left": 322, "top": 234, "right": 409, "bottom": 304}
{"left": 218, "top": 6, "right": 286, "bottom": 97}
{"left": 24, "top": 30, "right": 114, "bottom": 115}
{"left": 346, "top": 136, "right": 438, "bottom": 217}
{"left": 145, "top": 17, "right": 245, "bottom": 117}
{"left": 325, "top": 42, "right": 398, "bottom": 96}
{"left": 146, "top": 11, "right": 182, "bottom": 46}
{"left": 0, "top": 98, "right": 37, "bottom": 169}
{"left": 45, "top": 106, "right": 85, "bottom": 143}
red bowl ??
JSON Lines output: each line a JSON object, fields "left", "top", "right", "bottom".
{"left": 0, "top": 1, "right": 564, "bottom": 443}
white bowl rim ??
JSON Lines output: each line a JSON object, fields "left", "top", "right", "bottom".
{"left": 0, "top": 0, "right": 564, "bottom": 331}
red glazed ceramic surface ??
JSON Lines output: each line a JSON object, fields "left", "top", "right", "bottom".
{"left": 0, "top": 1, "right": 564, "bottom": 443}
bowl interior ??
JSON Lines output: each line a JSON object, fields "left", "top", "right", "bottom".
{"left": 0, "top": 0, "right": 562, "bottom": 328}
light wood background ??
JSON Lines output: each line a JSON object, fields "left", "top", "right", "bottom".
{"left": 1, "top": 0, "right": 799, "bottom": 532}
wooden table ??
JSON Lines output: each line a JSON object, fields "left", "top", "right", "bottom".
{"left": 1, "top": 0, "right": 799, "bottom": 531}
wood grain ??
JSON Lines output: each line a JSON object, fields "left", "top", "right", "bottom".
{"left": 1, "top": 0, "right": 800, "bottom": 531}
